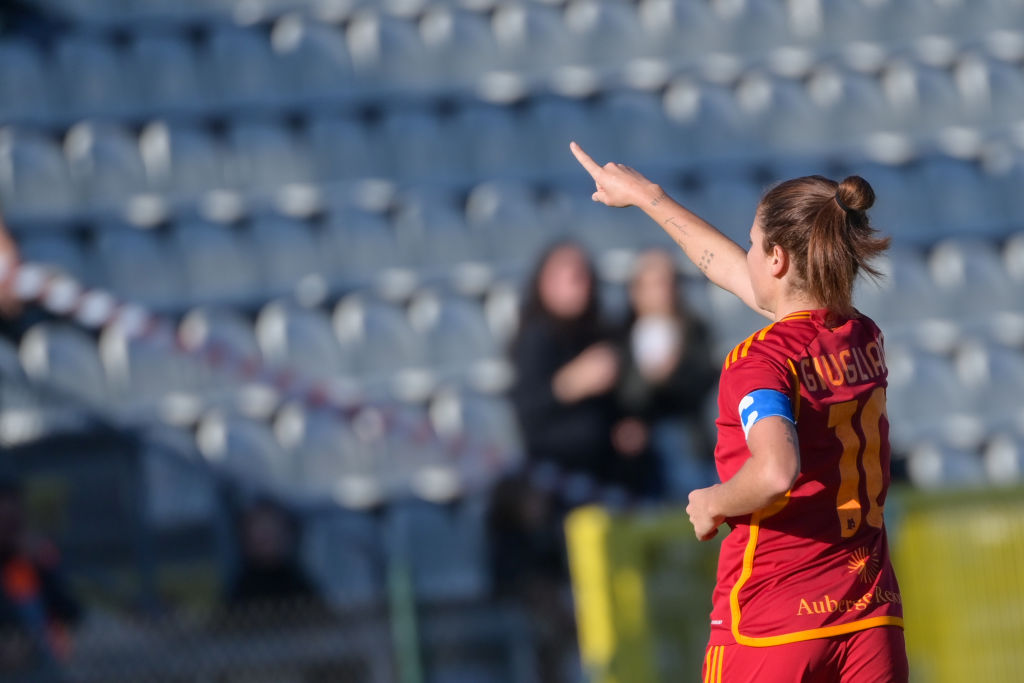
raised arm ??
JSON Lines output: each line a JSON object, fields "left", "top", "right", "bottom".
{"left": 570, "top": 142, "right": 769, "bottom": 319}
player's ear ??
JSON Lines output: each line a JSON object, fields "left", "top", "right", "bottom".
{"left": 770, "top": 244, "right": 789, "bottom": 278}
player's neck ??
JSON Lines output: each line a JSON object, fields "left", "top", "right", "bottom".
{"left": 771, "top": 294, "right": 823, "bottom": 322}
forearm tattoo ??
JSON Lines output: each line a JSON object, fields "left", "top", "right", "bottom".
{"left": 698, "top": 248, "right": 714, "bottom": 273}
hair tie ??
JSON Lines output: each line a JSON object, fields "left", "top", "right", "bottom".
{"left": 834, "top": 192, "right": 852, "bottom": 214}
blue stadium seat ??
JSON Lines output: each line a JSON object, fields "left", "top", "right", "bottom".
{"left": 195, "top": 410, "right": 294, "bottom": 489}
{"left": 226, "top": 118, "right": 314, "bottom": 192}
{"left": 54, "top": 36, "right": 128, "bottom": 117}
{"left": 806, "top": 67, "right": 892, "bottom": 145}
{"left": 0, "top": 40, "right": 54, "bottom": 122}
{"left": 129, "top": 32, "right": 206, "bottom": 113}
{"left": 492, "top": 2, "right": 571, "bottom": 73}
{"left": 139, "top": 120, "right": 228, "bottom": 199}
{"left": 429, "top": 388, "right": 524, "bottom": 483}
{"left": 636, "top": 0, "right": 722, "bottom": 61}
{"left": 929, "top": 238, "right": 1016, "bottom": 342}
{"left": 0, "top": 128, "right": 77, "bottom": 219}
{"left": 19, "top": 322, "right": 109, "bottom": 407}
{"left": 663, "top": 79, "right": 749, "bottom": 160}
{"left": 18, "top": 235, "right": 94, "bottom": 286}
{"left": 333, "top": 295, "right": 424, "bottom": 386}
{"left": 65, "top": 122, "right": 150, "bottom": 209}
{"left": 885, "top": 345, "right": 973, "bottom": 452}
{"left": 563, "top": 0, "right": 645, "bottom": 67}
{"left": 465, "top": 181, "right": 555, "bottom": 272}
{"left": 392, "top": 190, "right": 485, "bottom": 281}
{"left": 448, "top": 103, "right": 527, "bottom": 176}
{"left": 682, "top": 173, "right": 764, "bottom": 245}
{"left": 712, "top": 0, "right": 790, "bottom": 56}
{"left": 593, "top": 90, "right": 673, "bottom": 164}
{"left": 306, "top": 113, "right": 380, "bottom": 180}
{"left": 94, "top": 227, "right": 188, "bottom": 310}
{"left": 346, "top": 11, "right": 430, "bottom": 85}
{"left": 270, "top": 15, "right": 354, "bottom": 100}
{"left": 379, "top": 108, "right": 451, "bottom": 179}
{"left": 906, "top": 443, "right": 986, "bottom": 489}
{"left": 256, "top": 300, "right": 351, "bottom": 378}
{"left": 319, "top": 205, "right": 411, "bottom": 291}
{"left": 735, "top": 72, "right": 823, "bottom": 153}
{"left": 408, "top": 292, "right": 501, "bottom": 384}
{"left": 178, "top": 306, "right": 262, "bottom": 403}
{"left": 840, "top": 161, "right": 933, "bottom": 245}
{"left": 172, "top": 220, "right": 261, "bottom": 305}
{"left": 983, "top": 433, "right": 1024, "bottom": 486}
{"left": 248, "top": 214, "right": 323, "bottom": 297}
{"left": 302, "top": 507, "right": 385, "bottom": 608}
{"left": 954, "top": 340, "right": 1024, "bottom": 436}
{"left": 482, "top": 280, "right": 520, "bottom": 348}
{"left": 522, "top": 96, "right": 597, "bottom": 174}
{"left": 705, "top": 283, "right": 770, "bottom": 362}
{"left": 419, "top": 6, "right": 499, "bottom": 83}
{"left": 880, "top": 60, "right": 962, "bottom": 136}
{"left": 203, "top": 24, "right": 285, "bottom": 107}
{"left": 919, "top": 158, "right": 1009, "bottom": 239}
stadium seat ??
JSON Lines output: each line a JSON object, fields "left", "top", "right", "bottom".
{"left": 139, "top": 120, "right": 229, "bottom": 199}
{"left": 302, "top": 508, "right": 385, "bottom": 608}
{"left": 346, "top": 11, "right": 430, "bottom": 85}
{"left": 983, "top": 433, "right": 1024, "bottom": 486}
{"left": 682, "top": 172, "right": 764, "bottom": 245}
{"left": 735, "top": 72, "right": 824, "bottom": 153}
{"left": 256, "top": 300, "right": 351, "bottom": 379}
{"left": 379, "top": 108, "right": 451, "bottom": 179}
{"left": 0, "top": 128, "right": 78, "bottom": 219}
{"left": 408, "top": 292, "right": 502, "bottom": 384}
{"left": 248, "top": 214, "right": 324, "bottom": 298}
{"left": 880, "top": 60, "right": 963, "bottom": 136}
{"left": 18, "top": 235, "right": 94, "bottom": 287}
{"left": 636, "top": 0, "right": 722, "bottom": 61}
{"left": 94, "top": 227, "right": 189, "bottom": 310}
{"left": 663, "top": 79, "right": 750, "bottom": 160}
{"left": 319, "top": 205, "right": 411, "bottom": 291}
{"left": 385, "top": 498, "right": 489, "bottom": 602}
{"left": 393, "top": 190, "right": 486, "bottom": 282}
{"left": 129, "top": 32, "right": 206, "bottom": 113}
{"left": 428, "top": 388, "right": 524, "bottom": 484}
{"left": 954, "top": 340, "right": 1024, "bottom": 436}
{"left": 270, "top": 14, "right": 354, "bottom": 100}
{"left": 906, "top": 443, "right": 987, "bottom": 489}
{"left": 465, "top": 181, "right": 555, "bottom": 273}
{"left": 954, "top": 54, "right": 1024, "bottom": 128}
{"left": 482, "top": 280, "right": 520, "bottom": 347}
{"left": 806, "top": 67, "right": 893, "bottom": 145}
{"left": 19, "top": 322, "right": 110, "bottom": 408}
{"left": 172, "top": 219, "right": 261, "bottom": 305}
{"left": 592, "top": 90, "right": 673, "bottom": 165}
{"left": 195, "top": 410, "right": 294, "bottom": 489}
{"left": 203, "top": 24, "right": 285, "bottom": 107}
{"left": 928, "top": 238, "right": 1017, "bottom": 342}
{"left": 0, "top": 40, "right": 54, "bottom": 122}
{"left": 226, "top": 118, "right": 314, "bottom": 192}
{"left": 491, "top": 2, "right": 571, "bottom": 74}
{"left": 522, "top": 96, "right": 597, "bottom": 174}
{"left": 54, "top": 36, "right": 128, "bottom": 117}
{"left": 711, "top": 0, "right": 791, "bottom": 56}
{"left": 178, "top": 306, "right": 262, "bottom": 402}
{"left": 64, "top": 122, "right": 151, "bottom": 209}
{"left": 306, "top": 112, "right": 380, "bottom": 181}
{"left": 333, "top": 295, "right": 424, "bottom": 386}
{"left": 563, "top": 0, "right": 645, "bottom": 67}
{"left": 448, "top": 103, "right": 527, "bottom": 177}
{"left": 919, "top": 158, "right": 1009, "bottom": 239}
{"left": 419, "top": 6, "right": 500, "bottom": 83}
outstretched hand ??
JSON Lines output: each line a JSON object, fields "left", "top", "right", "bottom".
{"left": 570, "top": 141, "right": 660, "bottom": 208}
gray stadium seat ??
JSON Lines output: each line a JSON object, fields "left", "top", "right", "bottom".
{"left": 139, "top": 121, "right": 228, "bottom": 198}
{"left": 0, "top": 40, "right": 54, "bottom": 122}
{"left": 178, "top": 306, "right": 262, "bottom": 402}
{"left": 482, "top": 280, "right": 520, "bottom": 347}
{"left": 19, "top": 322, "right": 109, "bottom": 407}
{"left": 663, "top": 79, "right": 749, "bottom": 160}
{"left": 448, "top": 103, "right": 527, "bottom": 176}
{"left": 919, "top": 158, "right": 1008, "bottom": 239}
{"left": 429, "top": 389, "right": 524, "bottom": 485}
{"left": 55, "top": 36, "right": 128, "bottom": 117}
{"left": 408, "top": 292, "right": 502, "bottom": 384}
{"left": 18, "top": 235, "right": 94, "bottom": 287}
{"left": 319, "top": 205, "right": 411, "bottom": 291}
{"left": 379, "top": 108, "right": 451, "bottom": 179}
{"left": 271, "top": 14, "right": 354, "bottom": 99}
{"left": 172, "top": 220, "right": 261, "bottom": 305}
{"left": 465, "top": 181, "right": 554, "bottom": 272}
{"left": 929, "top": 238, "right": 1016, "bottom": 342}
{"left": 954, "top": 340, "right": 1024, "bottom": 436}
{"left": 954, "top": 54, "right": 1024, "bottom": 128}
{"left": 593, "top": 90, "right": 673, "bottom": 165}
{"left": 248, "top": 214, "right": 324, "bottom": 297}
{"left": 226, "top": 119, "right": 314, "bottom": 191}
{"left": 94, "top": 227, "right": 188, "bottom": 310}
{"left": 346, "top": 11, "right": 430, "bottom": 84}
{"left": 983, "top": 433, "right": 1024, "bottom": 486}
{"left": 906, "top": 443, "right": 986, "bottom": 489}
{"left": 302, "top": 508, "right": 384, "bottom": 608}
{"left": 712, "top": 0, "right": 791, "bottom": 56}
{"left": 256, "top": 300, "right": 351, "bottom": 379}
{"left": 196, "top": 410, "right": 294, "bottom": 489}
{"left": 0, "top": 128, "right": 77, "bottom": 219}
{"left": 129, "top": 33, "right": 205, "bottom": 112}
{"left": 204, "top": 25, "right": 285, "bottom": 106}
{"left": 306, "top": 113, "right": 380, "bottom": 180}
{"left": 64, "top": 122, "right": 150, "bottom": 208}
{"left": 880, "top": 60, "right": 962, "bottom": 136}
{"left": 563, "top": 0, "right": 645, "bottom": 67}
{"left": 523, "top": 96, "right": 597, "bottom": 174}
{"left": 419, "top": 6, "right": 499, "bottom": 83}
{"left": 806, "top": 67, "right": 892, "bottom": 145}
{"left": 636, "top": 0, "right": 722, "bottom": 61}
{"left": 393, "top": 190, "right": 485, "bottom": 280}
{"left": 333, "top": 295, "right": 424, "bottom": 385}
{"left": 735, "top": 72, "right": 823, "bottom": 153}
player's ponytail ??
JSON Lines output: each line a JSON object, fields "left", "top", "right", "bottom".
{"left": 759, "top": 175, "right": 890, "bottom": 316}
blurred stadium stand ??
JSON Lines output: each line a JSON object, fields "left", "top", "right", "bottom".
{"left": 1, "top": 0, "right": 1024, "bottom": 680}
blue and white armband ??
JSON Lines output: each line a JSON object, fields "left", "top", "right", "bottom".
{"left": 738, "top": 389, "right": 795, "bottom": 439}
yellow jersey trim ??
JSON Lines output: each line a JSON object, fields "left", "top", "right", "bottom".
{"left": 729, "top": 511, "right": 905, "bottom": 647}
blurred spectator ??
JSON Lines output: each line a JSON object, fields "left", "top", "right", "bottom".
{"left": 0, "top": 477, "right": 81, "bottom": 676}
{"left": 0, "top": 213, "right": 21, "bottom": 319}
{"left": 509, "top": 241, "right": 618, "bottom": 483}
{"left": 612, "top": 250, "right": 718, "bottom": 500}
{"left": 226, "top": 498, "right": 319, "bottom": 610}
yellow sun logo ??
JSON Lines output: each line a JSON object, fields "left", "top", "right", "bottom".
{"left": 847, "top": 547, "right": 879, "bottom": 584}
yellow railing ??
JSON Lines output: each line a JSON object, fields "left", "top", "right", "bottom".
{"left": 566, "top": 487, "right": 1024, "bottom": 683}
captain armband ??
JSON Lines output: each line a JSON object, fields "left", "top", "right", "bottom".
{"left": 738, "top": 389, "right": 795, "bottom": 440}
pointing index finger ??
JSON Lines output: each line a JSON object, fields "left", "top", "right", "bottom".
{"left": 570, "top": 141, "right": 601, "bottom": 179}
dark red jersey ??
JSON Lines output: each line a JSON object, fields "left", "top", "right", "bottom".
{"left": 708, "top": 309, "right": 903, "bottom": 647}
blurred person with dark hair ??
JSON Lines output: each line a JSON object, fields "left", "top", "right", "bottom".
{"left": 0, "top": 478, "right": 81, "bottom": 676}
{"left": 510, "top": 241, "right": 618, "bottom": 483}
{"left": 226, "top": 498, "right": 318, "bottom": 611}
{"left": 611, "top": 249, "right": 718, "bottom": 499}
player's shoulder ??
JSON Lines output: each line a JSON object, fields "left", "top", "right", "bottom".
{"left": 723, "top": 311, "right": 816, "bottom": 371}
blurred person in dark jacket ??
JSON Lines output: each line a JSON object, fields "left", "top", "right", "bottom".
{"left": 612, "top": 249, "right": 718, "bottom": 500}
{"left": 226, "top": 498, "right": 319, "bottom": 611}
{"left": 0, "top": 477, "right": 81, "bottom": 676}
{"left": 509, "top": 241, "right": 618, "bottom": 482}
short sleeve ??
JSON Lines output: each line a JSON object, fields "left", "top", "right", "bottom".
{"left": 720, "top": 352, "right": 792, "bottom": 423}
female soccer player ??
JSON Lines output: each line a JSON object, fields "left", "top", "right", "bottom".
{"left": 570, "top": 142, "right": 908, "bottom": 682}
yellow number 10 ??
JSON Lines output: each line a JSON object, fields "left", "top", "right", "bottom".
{"left": 828, "top": 386, "right": 887, "bottom": 538}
